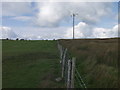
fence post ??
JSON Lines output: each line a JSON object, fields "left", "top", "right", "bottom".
{"left": 61, "top": 48, "right": 67, "bottom": 78}
{"left": 57, "top": 42, "right": 77, "bottom": 88}
{"left": 60, "top": 45, "right": 63, "bottom": 59}
{"left": 71, "top": 57, "right": 76, "bottom": 88}
{"left": 57, "top": 42, "right": 62, "bottom": 59}
{"left": 67, "top": 60, "right": 71, "bottom": 88}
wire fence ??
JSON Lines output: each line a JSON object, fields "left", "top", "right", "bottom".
{"left": 57, "top": 41, "right": 87, "bottom": 88}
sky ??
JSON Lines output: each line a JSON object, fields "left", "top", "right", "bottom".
{"left": 0, "top": 0, "right": 119, "bottom": 40}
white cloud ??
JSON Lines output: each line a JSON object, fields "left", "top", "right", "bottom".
{"left": 11, "top": 16, "right": 32, "bottom": 21}
{"left": 34, "top": 2, "right": 112, "bottom": 27}
{"left": 65, "top": 22, "right": 91, "bottom": 38}
{"left": 0, "top": 26, "right": 43, "bottom": 40}
{"left": 64, "top": 22, "right": 118, "bottom": 39}
{"left": 12, "top": 26, "right": 68, "bottom": 40}
{"left": 0, "top": 24, "right": 118, "bottom": 40}
{"left": 34, "top": 2, "right": 64, "bottom": 27}
{"left": 112, "top": 24, "right": 118, "bottom": 37}
{"left": 0, "top": 26, "right": 18, "bottom": 39}
{"left": 92, "top": 25, "right": 118, "bottom": 38}
{"left": 21, "top": 34, "right": 42, "bottom": 40}
{"left": 92, "top": 28, "right": 110, "bottom": 38}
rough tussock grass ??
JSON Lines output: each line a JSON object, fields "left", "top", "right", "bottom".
{"left": 59, "top": 38, "right": 118, "bottom": 88}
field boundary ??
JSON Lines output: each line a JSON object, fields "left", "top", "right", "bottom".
{"left": 57, "top": 41, "right": 87, "bottom": 88}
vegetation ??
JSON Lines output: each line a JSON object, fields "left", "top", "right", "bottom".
{"left": 2, "top": 40, "right": 65, "bottom": 88}
{"left": 59, "top": 38, "right": 118, "bottom": 88}
{"left": 2, "top": 38, "right": 119, "bottom": 88}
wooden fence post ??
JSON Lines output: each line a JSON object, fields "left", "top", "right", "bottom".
{"left": 71, "top": 57, "right": 76, "bottom": 88}
{"left": 60, "top": 45, "right": 63, "bottom": 59}
{"left": 61, "top": 48, "right": 67, "bottom": 78}
{"left": 67, "top": 60, "right": 71, "bottom": 88}
{"left": 57, "top": 42, "right": 77, "bottom": 88}
{"left": 57, "top": 42, "right": 62, "bottom": 59}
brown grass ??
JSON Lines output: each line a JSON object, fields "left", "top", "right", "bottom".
{"left": 59, "top": 38, "right": 118, "bottom": 88}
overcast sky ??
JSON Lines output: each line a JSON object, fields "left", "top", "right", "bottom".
{"left": 0, "top": 0, "right": 119, "bottom": 40}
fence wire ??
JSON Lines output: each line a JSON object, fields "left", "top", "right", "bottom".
{"left": 57, "top": 41, "right": 87, "bottom": 88}
{"left": 75, "top": 68, "right": 87, "bottom": 88}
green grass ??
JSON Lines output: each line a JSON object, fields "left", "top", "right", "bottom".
{"left": 2, "top": 38, "right": 119, "bottom": 88}
{"left": 2, "top": 40, "right": 65, "bottom": 88}
{"left": 59, "top": 38, "right": 118, "bottom": 88}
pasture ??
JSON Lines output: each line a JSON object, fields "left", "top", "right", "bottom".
{"left": 2, "top": 38, "right": 118, "bottom": 88}
{"left": 2, "top": 40, "right": 64, "bottom": 88}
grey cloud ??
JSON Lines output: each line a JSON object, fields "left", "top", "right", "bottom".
{"left": 34, "top": 2, "right": 113, "bottom": 27}
{"left": 2, "top": 2, "right": 33, "bottom": 16}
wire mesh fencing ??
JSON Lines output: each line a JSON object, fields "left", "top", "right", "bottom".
{"left": 57, "top": 41, "right": 87, "bottom": 88}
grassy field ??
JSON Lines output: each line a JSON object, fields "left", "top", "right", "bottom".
{"left": 59, "top": 38, "right": 118, "bottom": 88}
{"left": 2, "top": 38, "right": 119, "bottom": 88}
{"left": 2, "top": 40, "right": 65, "bottom": 88}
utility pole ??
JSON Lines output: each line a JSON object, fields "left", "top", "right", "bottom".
{"left": 72, "top": 13, "right": 77, "bottom": 39}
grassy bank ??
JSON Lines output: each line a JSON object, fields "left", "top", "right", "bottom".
{"left": 59, "top": 38, "right": 118, "bottom": 88}
{"left": 2, "top": 40, "right": 64, "bottom": 88}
